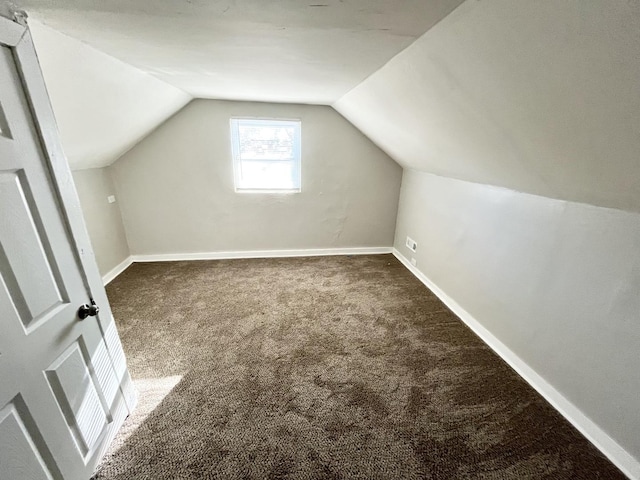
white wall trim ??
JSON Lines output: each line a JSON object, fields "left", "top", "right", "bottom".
{"left": 102, "top": 255, "right": 133, "bottom": 285}
{"left": 131, "top": 247, "right": 392, "bottom": 263}
{"left": 393, "top": 248, "right": 639, "bottom": 480}
{"left": 103, "top": 248, "right": 392, "bottom": 284}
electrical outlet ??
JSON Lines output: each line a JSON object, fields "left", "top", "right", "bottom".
{"left": 406, "top": 236, "right": 417, "bottom": 252}
{"left": 411, "top": 257, "right": 417, "bottom": 267}
{"left": 107, "top": 195, "right": 116, "bottom": 204}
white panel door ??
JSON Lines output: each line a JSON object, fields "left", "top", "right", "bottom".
{"left": 0, "top": 16, "right": 134, "bottom": 480}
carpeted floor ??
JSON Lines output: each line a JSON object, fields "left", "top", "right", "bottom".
{"left": 94, "top": 255, "right": 625, "bottom": 479}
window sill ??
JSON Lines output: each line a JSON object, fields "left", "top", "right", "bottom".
{"left": 234, "top": 189, "right": 301, "bottom": 194}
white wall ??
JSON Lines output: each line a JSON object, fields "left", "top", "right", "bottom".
{"left": 72, "top": 168, "right": 130, "bottom": 278}
{"left": 111, "top": 100, "right": 402, "bottom": 255}
{"left": 30, "top": 20, "right": 191, "bottom": 169}
{"left": 335, "top": 0, "right": 640, "bottom": 213}
{"left": 395, "top": 169, "right": 640, "bottom": 472}
{"left": 333, "top": 0, "right": 640, "bottom": 474}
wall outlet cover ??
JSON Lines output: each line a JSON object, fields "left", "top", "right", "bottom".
{"left": 406, "top": 236, "right": 417, "bottom": 252}
{"left": 107, "top": 195, "right": 116, "bottom": 203}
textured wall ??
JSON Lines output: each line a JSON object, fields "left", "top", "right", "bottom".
{"left": 72, "top": 167, "right": 130, "bottom": 277}
{"left": 394, "top": 170, "right": 640, "bottom": 465}
{"left": 111, "top": 100, "right": 401, "bottom": 255}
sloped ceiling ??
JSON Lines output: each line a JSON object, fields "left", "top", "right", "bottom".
{"left": 335, "top": 0, "right": 640, "bottom": 213}
{"left": 14, "top": 1, "right": 640, "bottom": 213}
{"left": 19, "top": 0, "right": 464, "bottom": 105}
{"left": 28, "top": 20, "right": 191, "bottom": 170}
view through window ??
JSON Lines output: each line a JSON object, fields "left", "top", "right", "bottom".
{"left": 230, "top": 118, "right": 301, "bottom": 192}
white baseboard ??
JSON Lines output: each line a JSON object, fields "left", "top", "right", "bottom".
{"left": 131, "top": 247, "right": 393, "bottom": 263}
{"left": 102, "top": 256, "right": 133, "bottom": 285}
{"left": 393, "top": 248, "right": 639, "bottom": 480}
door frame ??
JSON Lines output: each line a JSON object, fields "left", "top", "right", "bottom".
{"left": 0, "top": 11, "right": 136, "bottom": 414}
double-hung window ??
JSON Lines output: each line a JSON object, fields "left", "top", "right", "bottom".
{"left": 230, "top": 118, "right": 301, "bottom": 192}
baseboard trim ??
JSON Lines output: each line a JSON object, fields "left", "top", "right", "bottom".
{"left": 102, "top": 256, "right": 133, "bottom": 285}
{"left": 393, "top": 248, "right": 639, "bottom": 480}
{"left": 131, "top": 247, "right": 393, "bottom": 263}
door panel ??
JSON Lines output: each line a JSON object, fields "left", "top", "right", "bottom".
{"left": 0, "top": 395, "right": 62, "bottom": 480}
{"left": 0, "top": 169, "right": 68, "bottom": 329}
{"left": 45, "top": 342, "right": 110, "bottom": 458}
{"left": 0, "top": 18, "right": 134, "bottom": 480}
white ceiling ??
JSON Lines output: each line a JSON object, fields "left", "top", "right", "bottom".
{"left": 29, "top": 20, "right": 191, "bottom": 170}
{"left": 19, "top": 0, "right": 464, "bottom": 105}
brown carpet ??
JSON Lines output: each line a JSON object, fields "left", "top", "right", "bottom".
{"left": 94, "top": 255, "right": 625, "bottom": 479}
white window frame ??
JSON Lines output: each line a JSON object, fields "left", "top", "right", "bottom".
{"left": 230, "top": 117, "right": 302, "bottom": 193}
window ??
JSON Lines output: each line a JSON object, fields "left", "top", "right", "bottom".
{"left": 230, "top": 118, "right": 301, "bottom": 192}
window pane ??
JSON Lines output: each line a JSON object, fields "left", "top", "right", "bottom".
{"left": 230, "top": 118, "right": 301, "bottom": 191}
{"left": 238, "top": 160, "right": 297, "bottom": 190}
{"left": 238, "top": 124, "right": 295, "bottom": 160}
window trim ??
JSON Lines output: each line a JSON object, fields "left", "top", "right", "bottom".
{"left": 230, "top": 117, "right": 302, "bottom": 193}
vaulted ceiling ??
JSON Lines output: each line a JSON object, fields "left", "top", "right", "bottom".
{"left": 21, "top": 0, "right": 462, "bottom": 169}
{"left": 335, "top": 0, "right": 640, "bottom": 213}
{"left": 21, "top": 0, "right": 463, "bottom": 104}
{"left": 12, "top": 0, "right": 640, "bottom": 213}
